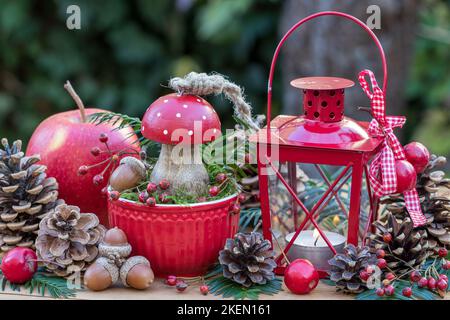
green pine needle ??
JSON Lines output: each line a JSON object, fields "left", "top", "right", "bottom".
{"left": 0, "top": 272, "right": 77, "bottom": 299}
{"left": 205, "top": 265, "right": 283, "bottom": 300}
{"left": 89, "top": 111, "right": 158, "bottom": 151}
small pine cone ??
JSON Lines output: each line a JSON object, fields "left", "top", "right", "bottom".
{"left": 0, "top": 138, "right": 64, "bottom": 253}
{"left": 328, "top": 244, "right": 377, "bottom": 294}
{"left": 219, "top": 232, "right": 276, "bottom": 287}
{"left": 35, "top": 204, "right": 106, "bottom": 277}
{"left": 368, "top": 213, "right": 430, "bottom": 274}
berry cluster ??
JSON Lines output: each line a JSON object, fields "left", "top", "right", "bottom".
{"left": 77, "top": 133, "right": 144, "bottom": 190}
{"left": 367, "top": 248, "right": 449, "bottom": 298}
{"left": 110, "top": 170, "right": 247, "bottom": 209}
{"left": 165, "top": 275, "right": 209, "bottom": 295}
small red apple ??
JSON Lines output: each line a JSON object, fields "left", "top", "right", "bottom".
{"left": 404, "top": 142, "right": 430, "bottom": 174}
{"left": 26, "top": 82, "right": 140, "bottom": 226}
{"left": 284, "top": 259, "right": 319, "bottom": 294}
{"left": 395, "top": 160, "right": 417, "bottom": 193}
{"left": 1, "top": 248, "right": 38, "bottom": 284}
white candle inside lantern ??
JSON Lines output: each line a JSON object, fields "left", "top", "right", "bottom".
{"left": 285, "top": 230, "right": 346, "bottom": 272}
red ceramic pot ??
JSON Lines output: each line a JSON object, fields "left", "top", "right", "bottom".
{"left": 107, "top": 193, "right": 239, "bottom": 277}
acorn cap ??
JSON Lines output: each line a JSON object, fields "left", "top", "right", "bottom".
{"left": 99, "top": 243, "right": 132, "bottom": 258}
{"left": 119, "top": 256, "right": 151, "bottom": 287}
{"left": 95, "top": 256, "right": 119, "bottom": 283}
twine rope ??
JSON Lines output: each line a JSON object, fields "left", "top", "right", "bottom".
{"left": 168, "top": 72, "right": 262, "bottom": 130}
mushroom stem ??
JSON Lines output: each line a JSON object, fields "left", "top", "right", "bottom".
{"left": 150, "top": 144, "right": 209, "bottom": 197}
{"left": 64, "top": 80, "right": 87, "bottom": 123}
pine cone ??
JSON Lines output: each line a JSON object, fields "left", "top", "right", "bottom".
{"left": 328, "top": 244, "right": 377, "bottom": 294}
{"left": 418, "top": 155, "right": 450, "bottom": 248}
{"left": 381, "top": 154, "right": 450, "bottom": 253}
{"left": 368, "top": 213, "right": 430, "bottom": 274}
{"left": 36, "top": 204, "right": 106, "bottom": 277}
{"left": 218, "top": 232, "right": 276, "bottom": 287}
{"left": 0, "top": 138, "right": 63, "bottom": 253}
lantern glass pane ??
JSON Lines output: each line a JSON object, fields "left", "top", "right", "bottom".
{"left": 267, "top": 162, "right": 371, "bottom": 250}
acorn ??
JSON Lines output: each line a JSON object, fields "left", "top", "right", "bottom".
{"left": 98, "top": 227, "right": 132, "bottom": 258}
{"left": 84, "top": 257, "right": 119, "bottom": 291}
{"left": 120, "top": 256, "right": 154, "bottom": 290}
{"left": 109, "top": 156, "right": 146, "bottom": 192}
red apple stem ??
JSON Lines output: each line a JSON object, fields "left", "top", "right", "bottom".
{"left": 64, "top": 80, "right": 87, "bottom": 123}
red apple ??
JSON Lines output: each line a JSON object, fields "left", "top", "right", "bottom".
{"left": 26, "top": 83, "right": 139, "bottom": 226}
{"left": 284, "top": 259, "right": 319, "bottom": 294}
{"left": 1, "top": 248, "right": 38, "bottom": 284}
{"left": 404, "top": 142, "right": 430, "bottom": 174}
{"left": 395, "top": 160, "right": 417, "bottom": 193}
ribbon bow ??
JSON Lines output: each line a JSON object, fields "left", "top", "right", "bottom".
{"left": 359, "top": 70, "right": 426, "bottom": 227}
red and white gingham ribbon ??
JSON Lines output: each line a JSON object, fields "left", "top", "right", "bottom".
{"left": 359, "top": 69, "right": 426, "bottom": 227}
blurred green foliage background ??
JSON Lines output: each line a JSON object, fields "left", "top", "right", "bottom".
{"left": 0, "top": 0, "right": 448, "bottom": 157}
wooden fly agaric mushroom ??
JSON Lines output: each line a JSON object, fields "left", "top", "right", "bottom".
{"left": 142, "top": 93, "right": 221, "bottom": 197}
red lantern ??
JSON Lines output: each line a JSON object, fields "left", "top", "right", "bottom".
{"left": 253, "top": 11, "right": 386, "bottom": 277}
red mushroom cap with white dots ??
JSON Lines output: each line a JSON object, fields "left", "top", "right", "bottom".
{"left": 141, "top": 93, "right": 221, "bottom": 145}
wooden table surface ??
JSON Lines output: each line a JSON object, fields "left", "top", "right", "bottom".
{"left": 1, "top": 279, "right": 447, "bottom": 300}
{"left": 0, "top": 279, "right": 352, "bottom": 300}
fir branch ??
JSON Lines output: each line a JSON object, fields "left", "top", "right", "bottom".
{"left": 205, "top": 265, "right": 282, "bottom": 300}
{"left": 0, "top": 272, "right": 77, "bottom": 299}
{"left": 89, "top": 111, "right": 158, "bottom": 150}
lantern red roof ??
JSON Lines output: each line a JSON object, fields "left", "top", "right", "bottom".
{"left": 141, "top": 93, "right": 221, "bottom": 145}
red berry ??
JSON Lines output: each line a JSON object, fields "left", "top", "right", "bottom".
{"left": 438, "top": 248, "right": 448, "bottom": 258}
{"left": 197, "top": 196, "right": 207, "bottom": 203}
{"left": 146, "top": 197, "right": 156, "bottom": 207}
{"left": 230, "top": 203, "right": 241, "bottom": 215}
{"left": 359, "top": 270, "right": 370, "bottom": 281}
{"left": 110, "top": 191, "right": 120, "bottom": 201}
{"left": 385, "top": 273, "right": 395, "bottom": 281}
{"left": 427, "top": 277, "right": 437, "bottom": 290}
{"left": 200, "top": 285, "right": 209, "bottom": 295}
{"left": 176, "top": 280, "right": 188, "bottom": 292}
{"left": 384, "top": 285, "right": 395, "bottom": 296}
{"left": 138, "top": 191, "right": 148, "bottom": 203}
{"left": 418, "top": 277, "right": 428, "bottom": 288}
{"left": 402, "top": 287, "right": 412, "bottom": 297}
{"left": 439, "top": 274, "right": 448, "bottom": 282}
{"left": 410, "top": 271, "right": 422, "bottom": 282}
{"left": 99, "top": 133, "right": 108, "bottom": 143}
{"left": 377, "top": 258, "right": 387, "bottom": 269}
{"left": 166, "top": 276, "right": 177, "bottom": 286}
{"left": 376, "top": 249, "right": 385, "bottom": 259}
{"left": 1, "top": 248, "right": 38, "bottom": 284}
{"left": 215, "top": 173, "right": 227, "bottom": 183}
{"left": 146, "top": 183, "right": 158, "bottom": 193}
{"left": 90, "top": 147, "right": 101, "bottom": 156}
{"left": 237, "top": 193, "right": 246, "bottom": 203}
{"left": 382, "top": 233, "right": 392, "bottom": 243}
{"left": 376, "top": 288, "right": 385, "bottom": 297}
{"left": 437, "top": 279, "right": 448, "bottom": 291}
{"left": 443, "top": 261, "right": 450, "bottom": 270}
{"left": 159, "top": 179, "right": 170, "bottom": 190}
{"left": 93, "top": 174, "right": 104, "bottom": 186}
{"left": 209, "top": 186, "right": 220, "bottom": 197}
{"left": 78, "top": 165, "right": 88, "bottom": 175}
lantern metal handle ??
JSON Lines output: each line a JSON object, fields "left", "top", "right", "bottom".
{"left": 266, "top": 11, "right": 388, "bottom": 136}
